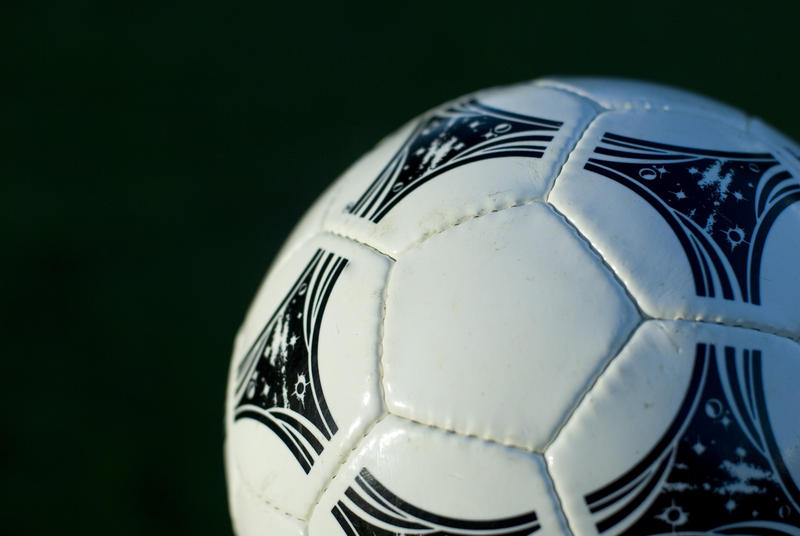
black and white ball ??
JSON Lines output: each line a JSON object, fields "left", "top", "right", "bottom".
{"left": 225, "top": 78, "right": 800, "bottom": 536}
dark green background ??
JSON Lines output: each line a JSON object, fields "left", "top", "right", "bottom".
{"left": 3, "top": 2, "right": 798, "bottom": 534}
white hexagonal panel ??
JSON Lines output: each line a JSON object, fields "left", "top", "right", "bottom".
{"left": 549, "top": 109, "right": 800, "bottom": 338}
{"left": 226, "top": 234, "right": 390, "bottom": 518}
{"left": 323, "top": 83, "right": 598, "bottom": 257}
{"left": 381, "top": 203, "right": 639, "bottom": 451}
{"left": 308, "top": 415, "right": 569, "bottom": 536}
{"left": 547, "top": 320, "right": 800, "bottom": 536}
{"left": 536, "top": 77, "right": 748, "bottom": 128}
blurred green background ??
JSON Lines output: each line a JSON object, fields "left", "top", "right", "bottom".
{"left": 3, "top": 1, "right": 798, "bottom": 534}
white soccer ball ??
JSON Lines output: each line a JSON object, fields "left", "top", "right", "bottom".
{"left": 224, "top": 78, "right": 800, "bottom": 536}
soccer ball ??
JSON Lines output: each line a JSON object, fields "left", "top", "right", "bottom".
{"left": 224, "top": 78, "right": 800, "bottom": 536}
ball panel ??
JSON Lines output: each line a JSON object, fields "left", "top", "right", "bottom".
{"left": 536, "top": 77, "right": 748, "bottom": 129}
{"left": 227, "top": 234, "right": 389, "bottom": 517}
{"left": 308, "top": 415, "right": 570, "bottom": 536}
{"left": 382, "top": 203, "right": 639, "bottom": 452}
{"left": 322, "top": 83, "right": 597, "bottom": 258}
{"left": 549, "top": 109, "right": 800, "bottom": 338}
{"left": 547, "top": 320, "right": 800, "bottom": 536}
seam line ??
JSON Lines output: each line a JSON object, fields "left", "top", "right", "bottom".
{"left": 389, "top": 410, "right": 541, "bottom": 454}
{"left": 305, "top": 412, "right": 390, "bottom": 521}
{"left": 543, "top": 460, "right": 577, "bottom": 536}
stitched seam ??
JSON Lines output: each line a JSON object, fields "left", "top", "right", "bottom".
{"left": 534, "top": 85, "right": 644, "bottom": 316}
{"left": 537, "top": 83, "right": 609, "bottom": 202}
{"left": 542, "top": 139, "right": 654, "bottom": 455}
{"left": 533, "top": 80, "right": 608, "bottom": 112}
{"left": 377, "top": 262, "right": 392, "bottom": 407}
{"left": 324, "top": 229, "right": 396, "bottom": 261}
{"left": 542, "top": 459, "right": 577, "bottom": 536}
{"left": 549, "top": 200, "right": 800, "bottom": 344}
{"left": 397, "top": 198, "right": 547, "bottom": 255}
{"left": 305, "top": 412, "right": 390, "bottom": 520}
{"left": 324, "top": 87, "right": 606, "bottom": 259}
{"left": 542, "top": 317, "right": 643, "bottom": 453}
{"left": 548, "top": 204, "right": 800, "bottom": 344}
{"left": 541, "top": 121, "right": 652, "bottom": 448}
{"left": 327, "top": 199, "right": 551, "bottom": 259}
{"left": 658, "top": 315, "right": 800, "bottom": 343}
{"left": 543, "top": 113, "right": 605, "bottom": 203}
{"left": 389, "top": 410, "right": 540, "bottom": 454}
{"left": 547, "top": 204, "right": 649, "bottom": 319}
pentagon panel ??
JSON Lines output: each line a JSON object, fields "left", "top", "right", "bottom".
{"left": 381, "top": 203, "right": 639, "bottom": 451}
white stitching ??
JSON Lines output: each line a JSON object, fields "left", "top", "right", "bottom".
{"left": 660, "top": 315, "right": 800, "bottom": 343}
{"left": 322, "top": 229, "right": 396, "bottom": 261}
{"left": 323, "top": 86, "right": 605, "bottom": 258}
{"left": 541, "top": 317, "right": 643, "bottom": 453}
{"left": 542, "top": 459, "right": 577, "bottom": 536}
{"left": 389, "top": 410, "right": 541, "bottom": 454}
{"left": 377, "top": 264, "right": 392, "bottom": 407}
{"left": 546, "top": 203, "right": 649, "bottom": 319}
{"left": 533, "top": 80, "right": 608, "bottom": 112}
{"left": 304, "top": 412, "right": 390, "bottom": 521}
{"left": 325, "top": 198, "right": 547, "bottom": 260}
{"left": 543, "top": 111, "right": 605, "bottom": 203}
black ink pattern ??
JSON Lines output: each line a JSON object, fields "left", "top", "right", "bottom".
{"left": 585, "top": 133, "right": 800, "bottom": 304}
{"left": 234, "top": 250, "right": 347, "bottom": 473}
{"left": 348, "top": 99, "right": 562, "bottom": 223}
{"left": 332, "top": 468, "right": 541, "bottom": 536}
{"left": 585, "top": 343, "right": 800, "bottom": 535}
